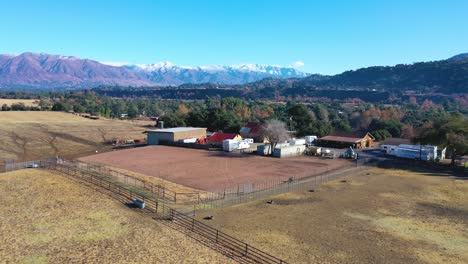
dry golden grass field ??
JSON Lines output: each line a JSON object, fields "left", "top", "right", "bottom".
{"left": 0, "top": 111, "right": 151, "bottom": 167}
{"left": 195, "top": 167, "right": 468, "bottom": 264}
{"left": 0, "top": 98, "right": 39, "bottom": 107}
{"left": 0, "top": 169, "right": 233, "bottom": 263}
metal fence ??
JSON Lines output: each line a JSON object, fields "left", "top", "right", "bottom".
{"left": 43, "top": 161, "right": 287, "bottom": 264}
{"left": 58, "top": 158, "right": 369, "bottom": 211}
{"left": 61, "top": 159, "right": 203, "bottom": 204}
{"left": 3, "top": 158, "right": 56, "bottom": 172}
{"left": 198, "top": 163, "right": 371, "bottom": 211}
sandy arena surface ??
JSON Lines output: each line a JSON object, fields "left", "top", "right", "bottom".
{"left": 80, "top": 146, "right": 352, "bottom": 191}
{"left": 0, "top": 169, "right": 233, "bottom": 263}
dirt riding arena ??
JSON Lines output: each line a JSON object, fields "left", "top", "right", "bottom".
{"left": 80, "top": 146, "right": 353, "bottom": 191}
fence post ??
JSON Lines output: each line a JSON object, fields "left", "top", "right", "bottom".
{"left": 215, "top": 230, "right": 219, "bottom": 243}
{"left": 245, "top": 244, "right": 248, "bottom": 256}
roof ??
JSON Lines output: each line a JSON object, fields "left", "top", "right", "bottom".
{"left": 146, "top": 127, "right": 206, "bottom": 133}
{"left": 207, "top": 132, "right": 239, "bottom": 142}
{"left": 380, "top": 137, "right": 411, "bottom": 146}
{"left": 328, "top": 131, "right": 375, "bottom": 139}
{"left": 240, "top": 122, "right": 265, "bottom": 135}
{"left": 319, "top": 131, "right": 374, "bottom": 143}
{"left": 319, "top": 136, "right": 363, "bottom": 143}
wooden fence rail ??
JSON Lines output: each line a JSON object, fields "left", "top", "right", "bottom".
{"left": 43, "top": 161, "right": 287, "bottom": 264}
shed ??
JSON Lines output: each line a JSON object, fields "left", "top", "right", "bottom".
{"left": 317, "top": 131, "right": 375, "bottom": 149}
{"left": 146, "top": 127, "right": 207, "bottom": 145}
{"left": 273, "top": 145, "right": 306, "bottom": 158}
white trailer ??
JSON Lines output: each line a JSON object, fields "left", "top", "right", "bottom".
{"left": 238, "top": 141, "right": 250, "bottom": 150}
{"left": 305, "top": 135, "right": 318, "bottom": 145}
{"left": 243, "top": 138, "right": 254, "bottom": 144}
{"left": 289, "top": 139, "right": 306, "bottom": 146}
{"left": 223, "top": 139, "right": 239, "bottom": 152}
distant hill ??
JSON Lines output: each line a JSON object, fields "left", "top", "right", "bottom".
{"left": 448, "top": 53, "right": 468, "bottom": 62}
{"left": 1, "top": 52, "right": 467, "bottom": 94}
{"left": 292, "top": 56, "right": 468, "bottom": 94}
{"left": 0, "top": 52, "right": 309, "bottom": 89}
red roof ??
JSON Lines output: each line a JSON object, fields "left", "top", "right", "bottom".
{"left": 240, "top": 122, "right": 265, "bottom": 135}
{"left": 207, "top": 132, "right": 239, "bottom": 142}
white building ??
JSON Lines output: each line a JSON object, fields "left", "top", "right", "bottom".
{"left": 381, "top": 144, "right": 441, "bottom": 161}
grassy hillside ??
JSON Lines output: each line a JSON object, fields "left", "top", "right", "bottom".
{"left": 0, "top": 111, "right": 151, "bottom": 167}
{"left": 0, "top": 169, "right": 231, "bottom": 263}
{"left": 0, "top": 98, "right": 39, "bottom": 107}
{"left": 196, "top": 168, "right": 468, "bottom": 264}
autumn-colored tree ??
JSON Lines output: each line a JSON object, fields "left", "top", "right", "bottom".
{"left": 400, "top": 124, "right": 415, "bottom": 139}
{"left": 177, "top": 104, "right": 190, "bottom": 115}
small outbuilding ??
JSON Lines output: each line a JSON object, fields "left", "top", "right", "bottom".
{"left": 317, "top": 131, "right": 375, "bottom": 149}
{"left": 146, "top": 127, "right": 207, "bottom": 145}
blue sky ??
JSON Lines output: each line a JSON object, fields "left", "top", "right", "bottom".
{"left": 1, "top": 0, "right": 467, "bottom": 74}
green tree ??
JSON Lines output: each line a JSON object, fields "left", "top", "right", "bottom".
{"left": 51, "top": 102, "right": 69, "bottom": 111}
{"left": 287, "top": 104, "right": 316, "bottom": 136}
{"left": 161, "top": 113, "right": 186, "bottom": 127}
{"left": 418, "top": 114, "right": 468, "bottom": 164}
{"left": 127, "top": 105, "right": 139, "bottom": 118}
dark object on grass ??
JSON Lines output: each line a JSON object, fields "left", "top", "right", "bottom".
{"left": 308, "top": 189, "right": 316, "bottom": 192}
{"left": 132, "top": 199, "right": 145, "bottom": 209}
{"left": 340, "top": 180, "right": 347, "bottom": 183}
{"left": 266, "top": 200, "right": 275, "bottom": 204}
{"left": 203, "top": 215, "right": 215, "bottom": 220}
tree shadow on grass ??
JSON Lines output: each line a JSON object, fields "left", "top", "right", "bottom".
{"left": 376, "top": 159, "right": 467, "bottom": 178}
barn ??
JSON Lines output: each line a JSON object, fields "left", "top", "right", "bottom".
{"left": 239, "top": 122, "right": 266, "bottom": 142}
{"left": 146, "top": 127, "right": 207, "bottom": 145}
{"left": 317, "top": 131, "right": 375, "bottom": 149}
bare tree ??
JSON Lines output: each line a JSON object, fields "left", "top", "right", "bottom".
{"left": 260, "top": 119, "right": 290, "bottom": 155}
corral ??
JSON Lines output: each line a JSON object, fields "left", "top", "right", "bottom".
{"left": 80, "top": 145, "right": 353, "bottom": 191}
{"left": 0, "top": 169, "right": 232, "bottom": 263}
{"left": 194, "top": 167, "right": 468, "bottom": 264}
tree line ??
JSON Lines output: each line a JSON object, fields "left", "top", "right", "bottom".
{"left": 0, "top": 90, "right": 466, "bottom": 158}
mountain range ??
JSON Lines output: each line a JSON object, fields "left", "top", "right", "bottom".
{"left": 1, "top": 52, "right": 467, "bottom": 94}
{"left": 0, "top": 52, "right": 308, "bottom": 89}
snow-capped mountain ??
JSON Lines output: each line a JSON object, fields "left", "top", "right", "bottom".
{"left": 0, "top": 52, "right": 310, "bottom": 89}
{"left": 120, "top": 62, "right": 309, "bottom": 86}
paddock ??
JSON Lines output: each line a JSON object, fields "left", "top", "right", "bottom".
{"left": 80, "top": 145, "right": 352, "bottom": 191}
